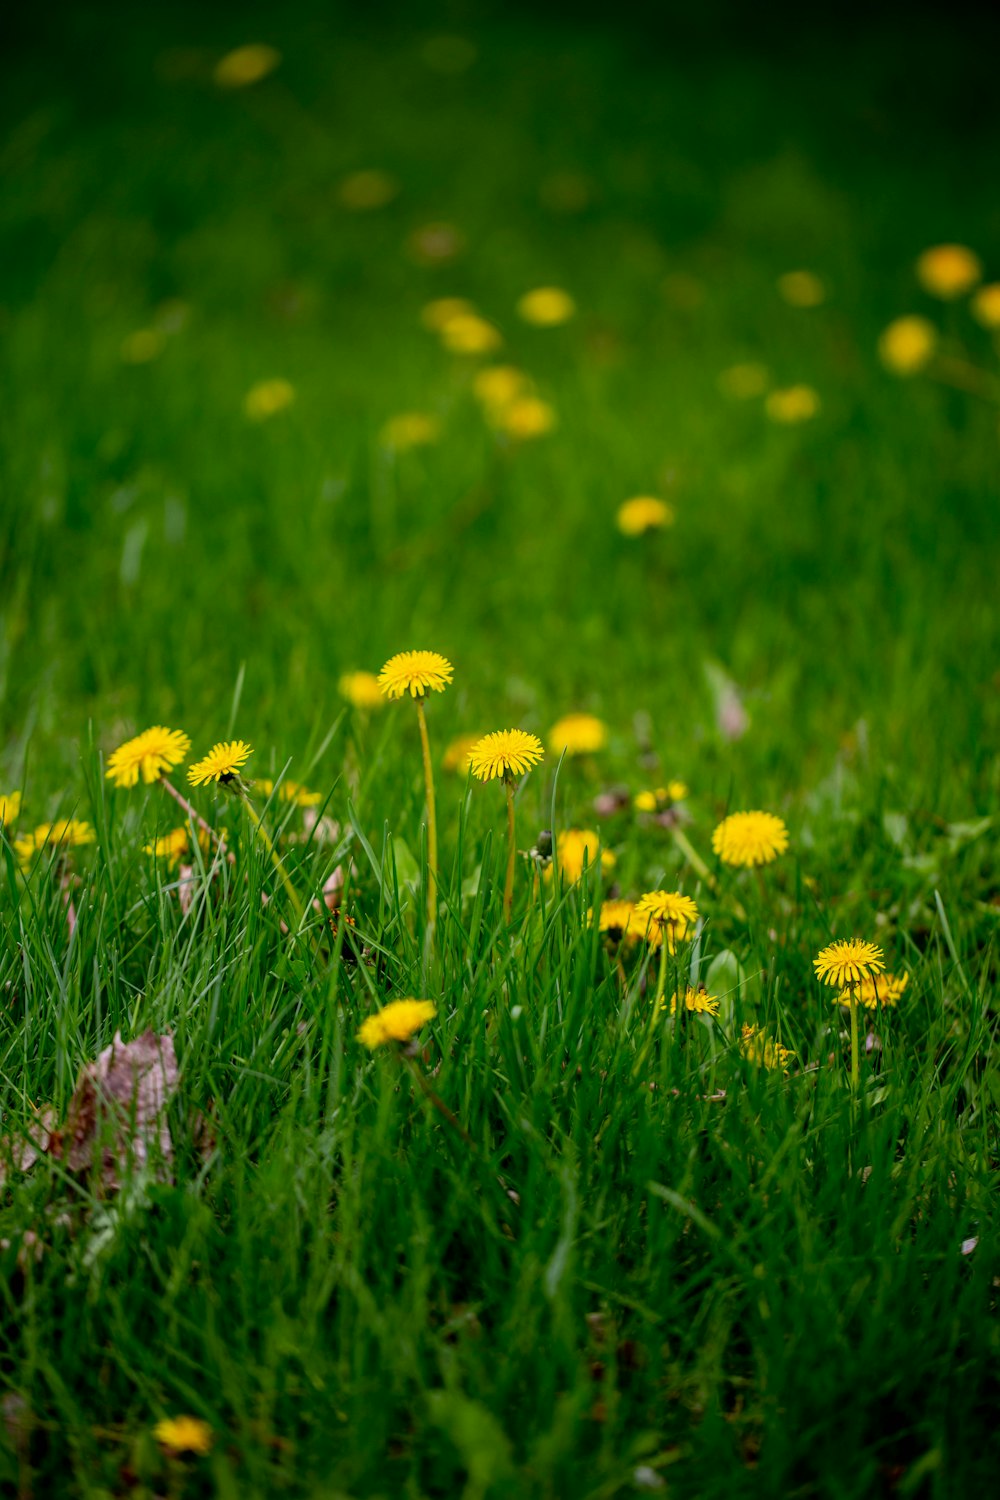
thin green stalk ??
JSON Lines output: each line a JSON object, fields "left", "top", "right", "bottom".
{"left": 237, "top": 787, "right": 306, "bottom": 930}
{"left": 414, "top": 698, "right": 438, "bottom": 929}
{"left": 849, "top": 983, "right": 860, "bottom": 1095}
{"left": 503, "top": 775, "right": 516, "bottom": 922}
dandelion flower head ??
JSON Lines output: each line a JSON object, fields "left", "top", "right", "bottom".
{"left": 635, "top": 890, "right": 699, "bottom": 951}
{"left": 970, "top": 283, "right": 1000, "bottom": 329}
{"left": 836, "top": 971, "right": 909, "bottom": 1009}
{"left": 777, "top": 270, "right": 826, "bottom": 307}
{"left": 357, "top": 998, "right": 437, "bottom": 1049}
{"left": 616, "top": 496, "right": 675, "bottom": 536}
{"left": 255, "top": 778, "right": 322, "bottom": 808}
{"left": 469, "top": 729, "right": 544, "bottom": 782}
{"left": 153, "top": 1415, "right": 214, "bottom": 1455}
{"left": 106, "top": 726, "right": 191, "bottom": 789}
{"left": 421, "top": 297, "right": 476, "bottom": 332}
{"left": 214, "top": 44, "right": 281, "bottom": 89}
{"left": 0, "top": 790, "right": 21, "bottom": 823}
{"left": 442, "top": 733, "right": 482, "bottom": 773}
{"left": 516, "top": 287, "right": 576, "bottom": 326}
{"left": 662, "top": 986, "right": 720, "bottom": 1017}
{"left": 740, "top": 1024, "right": 794, "bottom": 1073}
{"left": 878, "top": 316, "right": 938, "bottom": 376}
{"left": 916, "top": 244, "right": 982, "bottom": 299}
{"left": 473, "top": 365, "right": 529, "bottom": 411}
{"left": 712, "top": 811, "right": 788, "bottom": 868}
{"left": 144, "top": 827, "right": 189, "bottom": 865}
{"left": 547, "top": 828, "right": 614, "bottom": 883}
{"left": 814, "top": 938, "right": 885, "bottom": 990}
{"left": 548, "top": 713, "right": 608, "bottom": 756}
{"left": 497, "top": 396, "right": 556, "bottom": 439}
{"left": 339, "top": 671, "right": 384, "bottom": 709}
{"left": 187, "top": 741, "right": 253, "bottom": 786}
{"left": 440, "top": 313, "right": 502, "bottom": 355}
{"left": 765, "top": 385, "right": 820, "bottom": 424}
{"left": 593, "top": 898, "right": 642, "bottom": 945}
{"left": 244, "top": 378, "right": 295, "bottom": 421}
{"left": 15, "top": 820, "right": 96, "bottom": 863}
{"left": 378, "top": 650, "right": 454, "bottom": 700}
{"left": 634, "top": 782, "right": 687, "bottom": 812}
{"left": 380, "top": 412, "right": 441, "bottom": 450}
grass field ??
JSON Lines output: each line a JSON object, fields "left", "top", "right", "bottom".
{"left": 2, "top": 3, "right": 1000, "bottom": 1495}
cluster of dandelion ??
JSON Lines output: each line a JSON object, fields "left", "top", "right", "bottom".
{"left": 879, "top": 243, "right": 1000, "bottom": 401}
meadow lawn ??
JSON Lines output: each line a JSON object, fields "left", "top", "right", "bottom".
{"left": 1, "top": 3, "right": 999, "bottom": 1495}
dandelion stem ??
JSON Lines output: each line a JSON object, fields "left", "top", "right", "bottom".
{"left": 236, "top": 787, "right": 306, "bottom": 930}
{"left": 159, "top": 776, "right": 228, "bottom": 855}
{"left": 414, "top": 698, "right": 438, "bottom": 929}
{"left": 503, "top": 776, "right": 517, "bottom": 922}
{"left": 655, "top": 934, "right": 670, "bottom": 1006}
{"left": 849, "top": 984, "right": 860, "bottom": 1094}
{"left": 403, "top": 1054, "right": 474, "bottom": 1148}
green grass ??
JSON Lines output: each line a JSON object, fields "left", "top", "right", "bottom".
{"left": 2, "top": 2, "right": 1000, "bottom": 1495}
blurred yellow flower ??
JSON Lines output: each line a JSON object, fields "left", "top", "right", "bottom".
{"left": 214, "top": 44, "right": 280, "bottom": 89}
{"left": 970, "top": 283, "right": 1000, "bottom": 329}
{"left": 0, "top": 791, "right": 22, "bottom": 823}
{"left": 814, "top": 939, "right": 885, "bottom": 990}
{"left": 836, "top": 971, "right": 909, "bottom": 1009}
{"left": 339, "top": 671, "right": 384, "bottom": 709}
{"left": 255, "top": 779, "right": 322, "bottom": 808}
{"left": 357, "top": 998, "right": 436, "bottom": 1049}
{"left": 379, "top": 650, "right": 453, "bottom": 699}
{"left": 635, "top": 890, "right": 698, "bottom": 952}
{"left": 106, "top": 726, "right": 191, "bottom": 789}
{"left": 712, "top": 811, "right": 788, "bottom": 868}
{"left": 144, "top": 827, "right": 189, "bottom": 865}
{"left": 548, "top": 828, "right": 614, "bottom": 883}
{"left": 765, "top": 385, "right": 820, "bottom": 424}
{"left": 616, "top": 496, "right": 675, "bottom": 536}
{"left": 379, "top": 412, "right": 441, "bottom": 450}
{"left": 548, "top": 714, "right": 608, "bottom": 756}
{"left": 634, "top": 782, "right": 687, "bottom": 812}
{"left": 442, "top": 733, "right": 481, "bottom": 773}
{"left": 517, "top": 287, "right": 576, "bottom": 326}
{"left": 663, "top": 986, "right": 720, "bottom": 1016}
{"left": 188, "top": 741, "right": 253, "bottom": 786}
{"left": 421, "top": 297, "right": 476, "bottom": 332}
{"left": 440, "top": 314, "right": 502, "bottom": 355}
{"left": 717, "top": 362, "right": 769, "bottom": 399}
{"left": 153, "top": 1415, "right": 214, "bottom": 1455}
{"left": 472, "top": 365, "right": 529, "bottom": 412}
{"left": 339, "top": 169, "right": 399, "bottom": 210}
{"left": 244, "top": 379, "right": 295, "bottom": 421}
{"left": 468, "top": 729, "right": 544, "bottom": 781}
{"left": 594, "top": 898, "right": 642, "bottom": 945}
{"left": 777, "top": 270, "right": 826, "bottom": 307}
{"left": 916, "top": 243, "right": 981, "bottom": 299}
{"left": 878, "top": 316, "right": 938, "bottom": 376}
{"left": 740, "top": 1024, "right": 794, "bottom": 1072}
{"left": 497, "top": 396, "right": 556, "bottom": 439}
{"left": 120, "top": 329, "right": 164, "bottom": 365}
{"left": 15, "top": 820, "right": 95, "bottom": 863}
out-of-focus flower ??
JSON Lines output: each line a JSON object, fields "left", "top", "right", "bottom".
{"left": 339, "top": 672, "right": 384, "bottom": 709}
{"left": 187, "top": 741, "right": 253, "bottom": 786}
{"left": 379, "top": 412, "right": 441, "bottom": 450}
{"left": 916, "top": 244, "right": 981, "bottom": 299}
{"left": 407, "top": 222, "right": 465, "bottom": 266}
{"left": 421, "top": 297, "right": 476, "bottom": 331}
{"left": 120, "top": 329, "right": 164, "bottom": 364}
{"left": 634, "top": 783, "right": 687, "bottom": 812}
{"left": 496, "top": 396, "right": 555, "bottom": 439}
{"left": 0, "top": 791, "right": 22, "bottom": 823}
{"left": 765, "top": 386, "right": 820, "bottom": 424}
{"left": 357, "top": 998, "right": 436, "bottom": 1049}
{"left": 616, "top": 496, "right": 675, "bottom": 536}
{"left": 712, "top": 811, "right": 788, "bottom": 868}
{"left": 878, "top": 316, "right": 938, "bottom": 376}
{"left": 442, "top": 733, "right": 482, "bottom": 773}
{"left": 15, "top": 820, "right": 96, "bottom": 863}
{"left": 379, "top": 650, "right": 453, "bottom": 700}
{"left": 516, "top": 287, "right": 576, "bottom": 326}
{"left": 339, "top": 169, "right": 399, "bottom": 210}
{"left": 214, "top": 44, "right": 281, "bottom": 89}
{"left": 593, "top": 898, "right": 642, "bottom": 945}
{"left": 547, "top": 828, "right": 614, "bottom": 883}
{"left": 440, "top": 314, "right": 502, "bottom": 355}
{"left": 548, "top": 714, "right": 608, "bottom": 756}
{"left": 473, "top": 365, "right": 529, "bottom": 413}
{"left": 254, "top": 779, "right": 322, "bottom": 808}
{"left": 777, "top": 271, "right": 826, "bottom": 307}
{"left": 740, "top": 1024, "right": 794, "bottom": 1073}
{"left": 106, "top": 727, "right": 191, "bottom": 788}
{"left": 663, "top": 986, "right": 720, "bottom": 1016}
{"left": 970, "top": 283, "right": 1000, "bottom": 329}
{"left": 836, "top": 971, "right": 909, "bottom": 1009}
{"left": 144, "top": 827, "right": 189, "bottom": 866}
{"left": 244, "top": 379, "right": 295, "bottom": 421}
{"left": 153, "top": 1415, "right": 214, "bottom": 1455}
{"left": 468, "top": 729, "right": 544, "bottom": 782}
{"left": 717, "top": 362, "right": 770, "bottom": 399}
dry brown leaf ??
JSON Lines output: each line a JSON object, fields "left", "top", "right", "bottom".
{"left": 51, "top": 1030, "right": 179, "bottom": 1190}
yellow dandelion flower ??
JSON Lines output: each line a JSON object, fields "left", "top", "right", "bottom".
{"left": 378, "top": 650, "right": 453, "bottom": 700}
{"left": 765, "top": 385, "right": 820, "bottom": 424}
{"left": 153, "top": 1415, "right": 214, "bottom": 1455}
{"left": 472, "top": 365, "right": 529, "bottom": 411}
{"left": 379, "top": 412, "right": 441, "bottom": 450}
{"left": 214, "top": 44, "right": 281, "bottom": 89}
{"left": 712, "top": 811, "right": 789, "bottom": 868}
{"left": 254, "top": 779, "right": 322, "bottom": 808}
{"left": 339, "top": 169, "right": 398, "bottom": 210}
{"left": 440, "top": 313, "right": 502, "bottom": 355}
{"left": 777, "top": 270, "right": 826, "bottom": 308}
{"left": 616, "top": 496, "right": 675, "bottom": 536}
{"left": 662, "top": 986, "right": 720, "bottom": 1017}
{"left": 878, "top": 316, "right": 938, "bottom": 376}
{"left": 187, "top": 741, "right": 253, "bottom": 787}
{"left": 634, "top": 782, "right": 687, "bottom": 813}
{"left": 120, "top": 328, "right": 164, "bottom": 365}
{"left": 717, "top": 362, "right": 770, "bottom": 399}
{"left": 916, "top": 243, "right": 981, "bottom": 300}
{"left": 442, "top": 733, "right": 482, "bottom": 774}
{"left": 548, "top": 713, "right": 608, "bottom": 757}
{"left": 0, "top": 791, "right": 22, "bottom": 823}
{"left": 593, "top": 898, "right": 642, "bottom": 945}
{"left": 970, "top": 283, "right": 1000, "bottom": 329}
{"left": 740, "top": 1024, "right": 794, "bottom": 1073}
{"left": 244, "top": 379, "right": 295, "bottom": 421}
{"left": 339, "top": 671, "right": 384, "bottom": 710}
{"left": 516, "top": 286, "right": 576, "bottom": 326}
{"left": 357, "top": 998, "right": 437, "bottom": 1049}
{"left": 468, "top": 729, "right": 544, "bottom": 782}
{"left": 496, "top": 396, "right": 556, "bottom": 439}
{"left": 546, "top": 828, "right": 614, "bottom": 884}
{"left": 15, "top": 820, "right": 96, "bottom": 863}
{"left": 836, "top": 971, "right": 909, "bottom": 1009}
{"left": 106, "top": 726, "right": 191, "bottom": 789}
{"left": 813, "top": 939, "right": 885, "bottom": 990}
{"left": 635, "top": 890, "right": 699, "bottom": 952}
{"left": 421, "top": 297, "right": 476, "bottom": 332}
{"left": 144, "top": 827, "right": 189, "bottom": 865}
